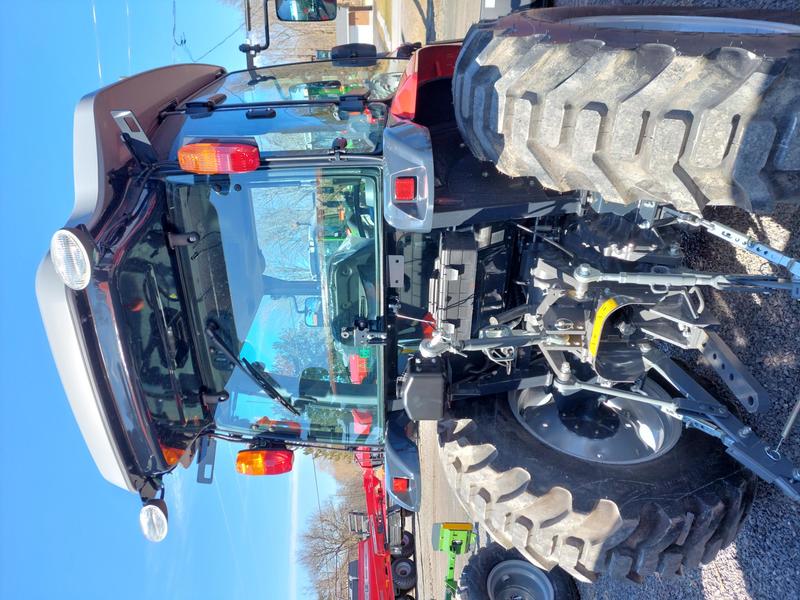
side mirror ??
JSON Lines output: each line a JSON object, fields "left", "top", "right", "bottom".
{"left": 235, "top": 448, "right": 294, "bottom": 475}
{"left": 139, "top": 499, "right": 169, "bottom": 542}
{"left": 240, "top": 1, "right": 270, "bottom": 74}
{"left": 275, "top": 0, "right": 337, "bottom": 22}
{"left": 304, "top": 296, "right": 324, "bottom": 327}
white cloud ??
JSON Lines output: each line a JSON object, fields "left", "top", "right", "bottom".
{"left": 289, "top": 459, "right": 301, "bottom": 600}
{"left": 169, "top": 470, "right": 186, "bottom": 523}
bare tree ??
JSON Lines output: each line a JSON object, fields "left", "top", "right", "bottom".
{"left": 300, "top": 496, "right": 364, "bottom": 600}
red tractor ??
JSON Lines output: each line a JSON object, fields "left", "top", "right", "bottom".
{"left": 348, "top": 444, "right": 416, "bottom": 600}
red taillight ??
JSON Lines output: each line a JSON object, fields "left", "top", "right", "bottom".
{"left": 394, "top": 176, "right": 417, "bottom": 202}
{"left": 392, "top": 477, "right": 410, "bottom": 493}
{"left": 177, "top": 143, "right": 260, "bottom": 174}
{"left": 236, "top": 449, "right": 294, "bottom": 476}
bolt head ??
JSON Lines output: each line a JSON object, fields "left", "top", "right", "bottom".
{"left": 738, "top": 426, "right": 752, "bottom": 438}
{"left": 576, "top": 263, "right": 591, "bottom": 277}
{"left": 792, "top": 468, "right": 800, "bottom": 481}
{"left": 560, "top": 362, "right": 571, "bottom": 374}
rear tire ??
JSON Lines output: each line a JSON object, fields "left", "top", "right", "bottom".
{"left": 453, "top": 7, "right": 800, "bottom": 213}
{"left": 458, "top": 543, "right": 579, "bottom": 600}
{"left": 391, "top": 557, "right": 417, "bottom": 592}
{"left": 391, "top": 530, "right": 415, "bottom": 558}
{"left": 438, "top": 394, "right": 756, "bottom": 582}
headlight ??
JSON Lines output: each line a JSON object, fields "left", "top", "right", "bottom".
{"left": 50, "top": 228, "right": 93, "bottom": 290}
{"left": 139, "top": 501, "right": 169, "bottom": 542}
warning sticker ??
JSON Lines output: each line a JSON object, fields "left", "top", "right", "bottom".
{"left": 589, "top": 297, "right": 619, "bottom": 358}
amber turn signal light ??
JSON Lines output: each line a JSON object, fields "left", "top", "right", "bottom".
{"left": 235, "top": 448, "right": 294, "bottom": 476}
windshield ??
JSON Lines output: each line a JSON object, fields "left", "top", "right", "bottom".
{"left": 113, "top": 197, "right": 212, "bottom": 458}
{"left": 165, "top": 167, "right": 384, "bottom": 447}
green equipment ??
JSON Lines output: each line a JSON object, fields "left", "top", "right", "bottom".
{"left": 433, "top": 522, "right": 476, "bottom": 600}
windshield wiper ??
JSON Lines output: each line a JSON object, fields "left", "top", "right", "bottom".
{"left": 204, "top": 321, "right": 300, "bottom": 416}
{"left": 145, "top": 266, "right": 188, "bottom": 424}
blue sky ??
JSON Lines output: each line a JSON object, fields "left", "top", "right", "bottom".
{"left": 0, "top": 2, "right": 336, "bottom": 598}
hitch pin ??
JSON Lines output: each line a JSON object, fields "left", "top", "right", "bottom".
{"left": 769, "top": 393, "right": 800, "bottom": 459}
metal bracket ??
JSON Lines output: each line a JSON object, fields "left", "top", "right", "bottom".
{"left": 387, "top": 254, "right": 404, "bottom": 289}
{"left": 195, "top": 436, "right": 217, "bottom": 485}
{"left": 698, "top": 330, "right": 770, "bottom": 414}
{"left": 111, "top": 110, "right": 158, "bottom": 167}
{"left": 341, "top": 318, "right": 387, "bottom": 347}
{"left": 167, "top": 231, "right": 199, "bottom": 249}
{"left": 200, "top": 389, "right": 229, "bottom": 408}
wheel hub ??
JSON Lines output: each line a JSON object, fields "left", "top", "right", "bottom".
{"left": 513, "top": 379, "right": 682, "bottom": 465}
{"left": 487, "top": 560, "right": 554, "bottom": 600}
{"left": 557, "top": 392, "right": 620, "bottom": 439}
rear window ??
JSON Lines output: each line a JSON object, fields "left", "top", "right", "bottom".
{"left": 170, "top": 59, "right": 408, "bottom": 157}
{"left": 188, "top": 58, "right": 408, "bottom": 105}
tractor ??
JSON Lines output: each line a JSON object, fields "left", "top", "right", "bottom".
{"left": 37, "top": 0, "right": 800, "bottom": 586}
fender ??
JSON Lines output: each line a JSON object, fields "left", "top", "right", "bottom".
{"left": 383, "top": 410, "right": 422, "bottom": 512}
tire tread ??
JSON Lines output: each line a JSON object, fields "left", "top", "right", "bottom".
{"left": 438, "top": 416, "right": 754, "bottom": 582}
{"left": 452, "top": 20, "right": 800, "bottom": 213}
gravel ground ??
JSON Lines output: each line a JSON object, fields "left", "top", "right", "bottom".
{"left": 403, "top": 1, "right": 800, "bottom": 598}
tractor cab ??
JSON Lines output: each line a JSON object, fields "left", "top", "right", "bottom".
{"left": 35, "top": 0, "right": 437, "bottom": 542}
